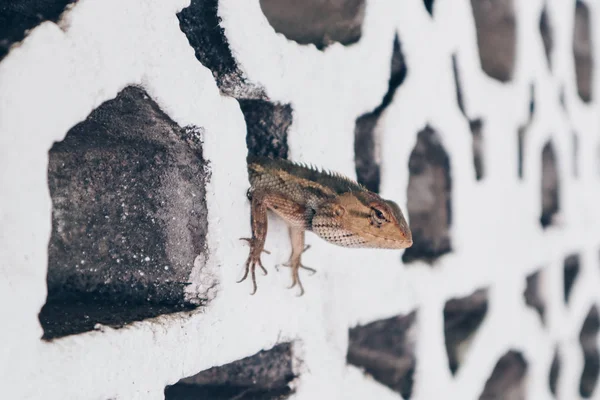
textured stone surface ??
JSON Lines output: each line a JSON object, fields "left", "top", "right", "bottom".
{"left": 579, "top": 305, "right": 600, "bottom": 398}
{"left": 423, "top": 0, "right": 434, "bottom": 16}
{"left": 573, "top": 1, "right": 593, "bottom": 103}
{"left": 470, "top": 0, "right": 516, "bottom": 82}
{"left": 354, "top": 34, "right": 407, "bottom": 193}
{"left": 241, "top": 100, "right": 292, "bottom": 160}
{"left": 164, "top": 343, "right": 295, "bottom": 400}
{"left": 517, "top": 84, "right": 536, "bottom": 179}
{"left": 259, "top": 0, "right": 365, "bottom": 50}
{"left": 469, "top": 119, "right": 484, "bottom": 181}
{"left": 1, "top": 0, "right": 599, "bottom": 398}
{"left": 403, "top": 126, "right": 452, "bottom": 263}
{"left": 0, "top": 0, "right": 76, "bottom": 60}
{"left": 444, "top": 289, "right": 488, "bottom": 375}
{"left": 452, "top": 54, "right": 466, "bottom": 117}
{"left": 177, "top": 0, "right": 265, "bottom": 99}
{"left": 479, "top": 351, "right": 527, "bottom": 400}
{"left": 524, "top": 270, "right": 545, "bottom": 324}
{"left": 540, "top": 141, "right": 559, "bottom": 228}
{"left": 347, "top": 311, "right": 417, "bottom": 399}
{"left": 563, "top": 254, "right": 580, "bottom": 305}
{"left": 539, "top": 6, "right": 553, "bottom": 70}
{"left": 40, "top": 86, "right": 209, "bottom": 339}
{"left": 549, "top": 347, "right": 560, "bottom": 396}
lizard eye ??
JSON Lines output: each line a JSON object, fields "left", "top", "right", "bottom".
{"left": 333, "top": 204, "right": 345, "bottom": 217}
{"left": 370, "top": 207, "right": 387, "bottom": 225}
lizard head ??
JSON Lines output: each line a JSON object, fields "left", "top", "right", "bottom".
{"left": 312, "top": 192, "right": 413, "bottom": 249}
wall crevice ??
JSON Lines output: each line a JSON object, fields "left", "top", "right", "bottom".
{"left": 354, "top": 33, "right": 407, "bottom": 192}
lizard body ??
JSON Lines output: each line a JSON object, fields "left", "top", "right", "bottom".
{"left": 239, "top": 155, "right": 413, "bottom": 295}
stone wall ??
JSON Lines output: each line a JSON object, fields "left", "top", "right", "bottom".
{"left": 1, "top": 0, "right": 599, "bottom": 399}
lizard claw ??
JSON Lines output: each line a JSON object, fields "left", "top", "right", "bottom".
{"left": 284, "top": 257, "right": 313, "bottom": 296}
{"left": 238, "top": 238, "right": 268, "bottom": 294}
{"left": 288, "top": 269, "right": 305, "bottom": 296}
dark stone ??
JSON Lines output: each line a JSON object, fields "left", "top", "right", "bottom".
{"left": 40, "top": 300, "right": 196, "bottom": 340}
{"left": 259, "top": 0, "right": 365, "bottom": 50}
{"left": 549, "top": 347, "right": 560, "bottom": 396}
{"left": 444, "top": 289, "right": 488, "bottom": 375}
{"left": 0, "top": 0, "right": 75, "bottom": 61}
{"left": 402, "top": 126, "right": 452, "bottom": 264}
{"left": 453, "top": 56, "right": 485, "bottom": 181}
{"left": 165, "top": 343, "right": 295, "bottom": 400}
{"left": 40, "top": 85, "right": 209, "bottom": 340}
{"left": 347, "top": 311, "right": 417, "bottom": 399}
{"left": 539, "top": 5, "right": 553, "bottom": 69}
{"left": 563, "top": 254, "right": 580, "bottom": 305}
{"left": 423, "top": 0, "right": 434, "bottom": 16}
{"left": 355, "top": 34, "right": 407, "bottom": 193}
{"left": 470, "top": 0, "right": 516, "bottom": 82}
{"left": 479, "top": 351, "right": 528, "bottom": 400}
{"left": 573, "top": 1, "right": 593, "bottom": 103}
{"left": 469, "top": 119, "right": 484, "bottom": 181}
{"left": 517, "top": 84, "right": 535, "bottom": 179}
{"left": 540, "top": 141, "right": 559, "bottom": 228}
{"left": 354, "top": 112, "right": 381, "bottom": 193}
{"left": 524, "top": 270, "right": 545, "bottom": 324}
{"left": 452, "top": 54, "right": 466, "bottom": 117}
{"left": 579, "top": 305, "right": 600, "bottom": 398}
{"left": 516, "top": 128, "right": 526, "bottom": 179}
{"left": 177, "top": 0, "right": 265, "bottom": 99}
{"left": 241, "top": 100, "right": 292, "bottom": 160}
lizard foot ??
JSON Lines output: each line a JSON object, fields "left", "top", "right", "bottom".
{"left": 238, "top": 238, "right": 268, "bottom": 295}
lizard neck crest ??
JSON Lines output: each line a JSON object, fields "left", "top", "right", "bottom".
{"left": 248, "top": 155, "right": 367, "bottom": 195}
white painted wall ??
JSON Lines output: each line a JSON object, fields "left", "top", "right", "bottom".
{"left": 0, "top": 0, "right": 599, "bottom": 399}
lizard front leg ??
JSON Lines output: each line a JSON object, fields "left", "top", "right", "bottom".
{"left": 286, "top": 226, "right": 315, "bottom": 296}
{"left": 238, "top": 193, "right": 269, "bottom": 295}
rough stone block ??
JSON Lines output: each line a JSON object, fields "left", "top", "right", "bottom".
{"left": 177, "top": 0, "right": 265, "bottom": 99}
{"left": 470, "top": 0, "right": 516, "bottom": 82}
{"left": 40, "top": 85, "right": 210, "bottom": 339}
{"left": 540, "top": 141, "right": 559, "bottom": 228}
{"left": 0, "top": 0, "right": 76, "bottom": 60}
{"left": 164, "top": 343, "right": 295, "bottom": 400}
{"left": 241, "top": 99, "right": 292, "bottom": 160}
{"left": 444, "top": 289, "right": 488, "bottom": 375}
{"left": 563, "top": 254, "right": 580, "bottom": 305}
{"left": 259, "top": 0, "right": 365, "bottom": 49}
{"left": 403, "top": 126, "right": 452, "bottom": 263}
{"left": 573, "top": 1, "right": 594, "bottom": 103}
{"left": 479, "top": 351, "right": 527, "bottom": 400}
{"left": 347, "top": 311, "right": 417, "bottom": 399}
{"left": 524, "top": 269, "right": 545, "bottom": 324}
{"left": 579, "top": 305, "right": 600, "bottom": 398}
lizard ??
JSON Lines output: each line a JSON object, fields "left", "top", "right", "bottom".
{"left": 238, "top": 155, "right": 413, "bottom": 296}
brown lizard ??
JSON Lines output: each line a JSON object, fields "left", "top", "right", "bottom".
{"left": 239, "top": 155, "right": 413, "bottom": 296}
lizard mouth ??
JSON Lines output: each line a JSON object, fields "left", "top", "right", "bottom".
{"left": 360, "top": 230, "right": 413, "bottom": 249}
